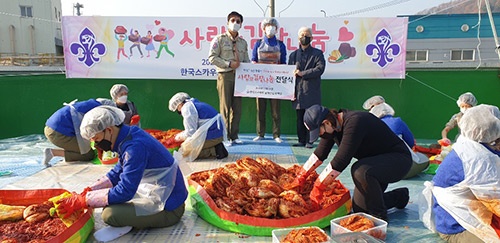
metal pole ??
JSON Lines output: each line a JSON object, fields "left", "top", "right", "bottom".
{"left": 484, "top": 0, "right": 500, "bottom": 61}
{"left": 269, "top": 0, "right": 275, "bottom": 17}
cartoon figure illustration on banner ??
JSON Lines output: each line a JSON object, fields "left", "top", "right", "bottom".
{"left": 328, "top": 22, "right": 356, "bottom": 64}
{"left": 155, "top": 27, "right": 175, "bottom": 59}
{"left": 114, "top": 25, "right": 129, "bottom": 62}
{"left": 143, "top": 30, "right": 157, "bottom": 58}
{"left": 129, "top": 29, "right": 144, "bottom": 58}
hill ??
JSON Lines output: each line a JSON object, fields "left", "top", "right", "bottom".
{"left": 417, "top": 0, "right": 500, "bottom": 15}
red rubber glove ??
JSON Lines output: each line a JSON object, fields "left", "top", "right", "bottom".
{"left": 56, "top": 192, "right": 87, "bottom": 219}
{"left": 292, "top": 153, "right": 323, "bottom": 188}
{"left": 80, "top": 187, "right": 92, "bottom": 197}
{"left": 438, "top": 138, "right": 451, "bottom": 147}
{"left": 130, "top": 115, "right": 140, "bottom": 126}
{"left": 310, "top": 180, "right": 327, "bottom": 210}
{"left": 310, "top": 164, "right": 341, "bottom": 209}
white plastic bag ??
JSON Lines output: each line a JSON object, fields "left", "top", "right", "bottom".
{"left": 418, "top": 181, "right": 436, "bottom": 232}
{"left": 178, "top": 114, "right": 221, "bottom": 162}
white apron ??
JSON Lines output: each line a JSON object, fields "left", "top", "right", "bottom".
{"left": 178, "top": 114, "right": 225, "bottom": 162}
{"left": 130, "top": 160, "right": 178, "bottom": 216}
{"left": 419, "top": 136, "right": 500, "bottom": 242}
{"left": 65, "top": 99, "right": 91, "bottom": 155}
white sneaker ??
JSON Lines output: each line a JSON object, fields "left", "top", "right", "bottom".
{"left": 223, "top": 141, "right": 232, "bottom": 147}
{"left": 253, "top": 136, "right": 264, "bottom": 141}
{"left": 274, "top": 137, "right": 283, "bottom": 143}
{"left": 233, "top": 139, "right": 244, "bottom": 144}
{"left": 43, "top": 148, "right": 53, "bottom": 167}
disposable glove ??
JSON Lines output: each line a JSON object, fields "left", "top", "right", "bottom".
{"left": 174, "top": 132, "right": 186, "bottom": 142}
{"left": 438, "top": 138, "right": 451, "bottom": 147}
{"left": 292, "top": 153, "right": 323, "bottom": 188}
{"left": 56, "top": 192, "right": 87, "bottom": 219}
{"left": 310, "top": 163, "right": 341, "bottom": 209}
{"left": 130, "top": 115, "right": 141, "bottom": 126}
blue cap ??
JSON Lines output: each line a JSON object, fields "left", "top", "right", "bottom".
{"left": 304, "top": 105, "right": 330, "bottom": 142}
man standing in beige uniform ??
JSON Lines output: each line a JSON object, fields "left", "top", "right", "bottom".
{"left": 208, "top": 11, "right": 250, "bottom": 146}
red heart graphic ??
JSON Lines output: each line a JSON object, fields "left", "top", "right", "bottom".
{"left": 155, "top": 20, "right": 161, "bottom": 25}
{"left": 338, "top": 27, "right": 354, "bottom": 42}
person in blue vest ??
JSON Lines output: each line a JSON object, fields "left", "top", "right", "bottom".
{"left": 55, "top": 105, "right": 187, "bottom": 232}
{"left": 168, "top": 92, "right": 228, "bottom": 160}
{"left": 421, "top": 104, "right": 500, "bottom": 242}
{"left": 369, "top": 102, "right": 430, "bottom": 179}
{"left": 251, "top": 18, "right": 287, "bottom": 144}
{"left": 43, "top": 98, "right": 115, "bottom": 166}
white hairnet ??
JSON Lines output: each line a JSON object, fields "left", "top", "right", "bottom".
{"left": 80, "top": 106, "right": 126, "bottom": 140}
{"left": 110, "top": 84, "right": 129, "bottom": 101}
{"left": 370, "top": 103, "right": 395, "bottom": 118}
{"left": 458, "top": 104, "right": 500, "bottom": 143}
{"left": 363, "top": 95, "right": 385, "bottom": 110}
{"left": 96, "top": 98, "right": 116, "bottom": 106}
{"left": 456, "top": 92, "right": 477, "bottom": 107}
{"left": 169, "top": 92, "right": 190, "bottom": 112}
{"left": 261, "top": 18, "right": 279, "bottom": 30}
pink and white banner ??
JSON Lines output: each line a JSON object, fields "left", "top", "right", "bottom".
{"left": 62, "top": 16, "right": 407, "bottom": 79}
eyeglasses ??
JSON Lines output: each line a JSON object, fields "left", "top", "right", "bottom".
{"left": 230, "top": 19, "right": 241, "bottom": 24}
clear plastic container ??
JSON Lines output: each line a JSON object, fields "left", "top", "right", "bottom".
{"left": 330, "top": 212, "right": 388, "bottom": 240}
{"left": 272, "top": 226, "right": 332, "bottom": 243}
{"left": 330, "top": 232, "right": 384, "bottom": 243}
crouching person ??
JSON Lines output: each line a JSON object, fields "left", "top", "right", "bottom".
{"left": 55, "top": 105, "right": 187, "bottom": 232}
{"left": 169, "top": 92, "right": 228, "bottom": 160}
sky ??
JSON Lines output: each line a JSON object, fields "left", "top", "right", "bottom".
{"left": 60, "top": 0, "right": 455, "bottom": 18}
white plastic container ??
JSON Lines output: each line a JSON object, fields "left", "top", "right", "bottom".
{"left": 330, "top": 212, "right": 388, "bottom": 240}
{"left": 272, "top": 226, "right": 332, "bottom": 243}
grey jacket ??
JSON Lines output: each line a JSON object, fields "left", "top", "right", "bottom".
{"left": 288, "top": 45, "right": 326, "bottom": 109}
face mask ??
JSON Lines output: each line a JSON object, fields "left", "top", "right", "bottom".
{"left": 320, "top": 131, "right": 335, "bottom": 140}
{"left": 117, "top": 95, "right": 128, "bottom": 103}
{"left": 300, "top": 36, "right": 312, "bottom": 46}
{"left": 265, "top": 26, "right": 277, "bottom": 37}
{"left": 95, "top": 130, "right": 112, "bottom": 151}
{"left": 460, "top": 107, "right": 468, "bottom": 113}
{"left": 228, "top": 22, "right": 241, "bottom": 32}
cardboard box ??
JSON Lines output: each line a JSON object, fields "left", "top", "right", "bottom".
{"left": 330, "top": 212, "right": 387, "bottom": 240}
{"left": 272, "top": 226, "right": 331, "bottom": 243}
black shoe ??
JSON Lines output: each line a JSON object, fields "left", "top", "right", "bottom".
{"left": 292, "top": 142, "right": 306, "bottom": 147}
{"left": 215, "top": 143, "right": 228, "bottom": 159}
{"left": 305, "top": 143, "right": 314, "bottom": 148}
{"left": 394, "top": 188, "right": 409, "bottom": 209}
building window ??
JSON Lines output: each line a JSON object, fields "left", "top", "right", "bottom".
{"left": 20, "top": 6, "right": 33, "bottom": 18}
{"left": 406, "top": 50, "right": 428, "bottom": 61}
{"left": 451, "top": 50, "right": 474, "bottom": 61}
